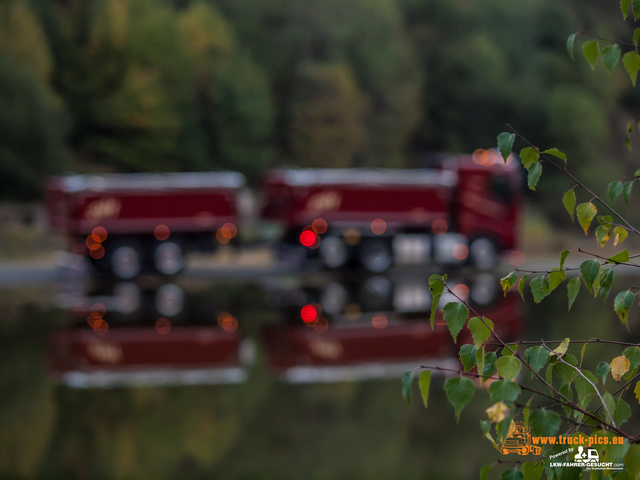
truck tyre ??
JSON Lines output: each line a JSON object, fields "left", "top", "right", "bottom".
{"left": 110, "top": 242, "right": 143, "bottom": 279}
{"left": 153, "top": 241, "right": 184, "bottom": 276}
{"left": 469, "top": 237, "right": 498, "bottom": 270}
{"left": 359, "top": 239, "right": 392, "bottom": 273}
{"left": 319, "top": 236, "right": 349, "bottom": 269}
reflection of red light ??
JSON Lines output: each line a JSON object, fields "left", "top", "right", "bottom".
{"left": 220, "top": 223, "right": 237, "bottom": 239}
{"left": 156, "top": 318, "right": 171, "bottom": 334}
{"left": 312, "top": 218, "right": 328, "bottom": 234}
{"left": 432, "top": 219, "right": 448, "bottom": 235}
{"left": 314, "top": 317, "right": 329, "bottom": 333}
{"left": 452, "top": 244, "right": 469, "bottom": 260}
{"left": 93, "top": 319, "right": 109, "bottom": 335}
{"left": 452, "top": 284, "right": 469, "bottom": 300}
{"left": 301, "top": 305, "right": 317, "bottom": 323}
{"left": 509, "top": 251, "right": 525, "bottom": 266}
{"left": 372, "top": 314, "right": 388, "bottom": 329}
{"left": 300, "top": 230, "right": 316, "bottom": 247}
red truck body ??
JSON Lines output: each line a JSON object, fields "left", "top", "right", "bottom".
{"left": 47, "top": 172, "right": 244, "bottom": 236}
{"left": 46, "top": 172, "right": 245, "bottom": 278}
{"left": 262, "top": 155, "right": 521, "bottom": 270}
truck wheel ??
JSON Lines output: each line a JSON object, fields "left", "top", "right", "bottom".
{"left": 153, "top": 241, "right": 184, "bottom": 275}
{"left": 319, "top": 236, "right": 349, "bottom": 268}
{"left": 469, "top": 237, "right": 498, "bottom": 270}
{"left": 359, "top": 239, "right": 392, "bottom": 273}
{"left": 110, "top": 242, "right": 143, "bottom": 279}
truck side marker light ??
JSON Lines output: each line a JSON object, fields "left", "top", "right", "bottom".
{"left": 220, "top": 223, "right": 237, "bottom": 239}
{"left": 509, "top": 251, "right": 525, "bottom": 267}
{"left": 90, "top": 245, "right": 105, "bottom": 259}
{"left": 91, "top": 226, "right": 107, "bottom": 242}
{"left": 300, "top": 230, "right": 316, "bottom": 247}
{"left": 432, "top": 219, "right": 448, "bottom": 235}
{"left": 154, "top": 225, "right": 170, "bottom": 241}
{"left": 312, "top": 218, "right": 328, "bottom": 234}
{"left": 452, "top": 244, "right": 469, "bottom": 260}
{"left": 371, "top": 219, "right": 386, "bottom": 235}
{"left": 313, "top": 317, "right": 329, "bottom": 333}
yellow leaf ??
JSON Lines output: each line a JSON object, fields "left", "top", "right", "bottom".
{"left": 635, "top": 381, "right": 640, "bottom": 404}
{"left": 611, "top": 355, "right": 631, "bottom": 382}
{"left": 486, "top": 401, "right": 510, "bottom": 423}
{"left": 551, "top": 338, "right": 570, "bottom": 357}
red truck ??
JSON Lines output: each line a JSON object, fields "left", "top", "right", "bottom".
{"left": 262, "top": 154, "right": 521, "bottom": 272}
{"left": 46, "top": 172, "right": 245, "bottom": 278}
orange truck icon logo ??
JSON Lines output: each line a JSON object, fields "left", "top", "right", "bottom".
{"left": 501, "top": 422, "right": 542, "bottom": 456}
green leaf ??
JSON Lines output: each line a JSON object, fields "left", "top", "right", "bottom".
{"left": 483, "top": 351, "right": 497, "bottom": 379}
{"left": 521, "top": 461, "right": 544, "bottom": 480}
{"left": 635, "top": 168, "right": 640, "bottom": 177}
{"left": 607, "top": 249, "right": 629, "bottom": 264}
{"left": 500, "top": 273, "right": 517, "bottom": 296}
{"left": 623, "top": 346, "right": 640, "bottom": 374}
{"left": 468, "top": 316, "right": 494, "bottom": 348}
{"left": 582, "top": 40, "right": 600, "bottom": 70}
{"left": 500, "top": 469, "right": 524, "bottom": 480}
{"left": 622, "top": 181, "right": 633, "bottom": 206}
{"left": 580, "top": 343, "right": 587, "bottom": 368}
{"left": 624, "top": 444, "right": 640, "bottom": 480}
{"left": 635, "top": 27, "right": 640, "bottom": 45}
{"left": 552, "top": 338, "right": 571, "bottom": 358}
{"left": 480, "top": 465, "right": 491, "bottom": 480}
{"left": 488, "top": 379, "right": 521, "bottom": 403}
{"left": 402, "top": 370, "right": 414, "bottom": 404}
{"left": 573, "top": 376, "right": 596, "bottom": 408}
{"left": 566, "top": 33, "right": 577, "bottom": 59}
{"left": 613, "top": 226, "right": 628, "bottom": 246}
{"left": 599, "top": 269, "right": 615, "bottom": 303}
{"left": 530, "top": 276, "right": 550, "bottom": 303}
{"left": 596, "top": 224, "right": 610, "bottom": 248}
{"left": 608, "top": 181, "right": 624, "bottom": 202}
{"left": 497, "top": 132, "right": 516, "bottom": 162}
{"left": 612, "top": 396, "right": 631, "bottom": 426}
{"left": 496, "top": 355, "right": 522, "bottom": 381}
{"left": 443, "top": 377, "right": 475, "bottom": 422}
{"left": 601, "top": 45, "right": 621, "bottom": 73}
{"left": 525, "top": 346, "right": 550, "bottom": 373}
{"left": 576, "top": 202, "right": 597, "bottom": 235}
{"left": 542, "top": 148, "right": 567, "bottom": 162}
{"left": 559, "top": 250, "right": 570, "bottom": 270}
{"left": 560, "top": 382, "right": 573, "bottom": 417}
{"left": 567, "top": 277, "right": 580, "bottom": 310}
{"left": 529, "top": 409, "right": 561, "bottom": 436}
{"left": 443, "top": 302, "right": 469, "bottom": 343}
{"left": 523, "top": 397, "right": 532, "bottom": 426}
{"left": 614, "top": 290, "right": 634, "bottom": 327}
{"left": 623, "top": 0, "right": 632, "bottom": 19}
{"left": 562, "top": 189, "right": 577, "bottom": 222}
{"left": 580, "top": 259, "right": 601, "bottom": 291}
{"left": 527, "top": 162, "right": 542, "bottom": 190}
{"left": 476, "top": 347, "right": 485, "bottom": 384}
{"left": 518, "top": 274, "right": 529, "bottom": 301}
{"left": 428, "top": 274, "right": 445, "bottom": 329}
{"left": 548, "top": 269, "right": 566, "bottom": 293}
{"left": 623, "top": 51, "right": 640, "bottom": 86}
{"left": 634, "top": 0, "right": 640, "bottom": 20}
{"left": 418, "top": 370, "right": 431, "bottom": 408}
{"left": 502, "top": 344, "right": 518, "bottom": 356}
{"left": 460, "top": 344, "right": 477, "bottom": 372}
{"left": 519, "top": 147, "right": 539, "bottom": 170}
{"left": 595, "top": 361, "right": 611, "bottom": 385}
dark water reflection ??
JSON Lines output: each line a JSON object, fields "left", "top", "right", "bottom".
{"left": 0, "top": 269, "right": 637, "bottom": 479}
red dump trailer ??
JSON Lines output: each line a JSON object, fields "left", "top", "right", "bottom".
{"left": 262, "top": 155, "right": 521, "bottom": 272}
{"left": 46, "top": 172, "right": 245, "bottom": 278}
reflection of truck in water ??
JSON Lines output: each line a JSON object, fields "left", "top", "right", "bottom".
{"left": 262, "top": 154, "right": 521, "bottom": 272}
{"left": 500, "top": 423, "right": 542, "bottom": 456}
